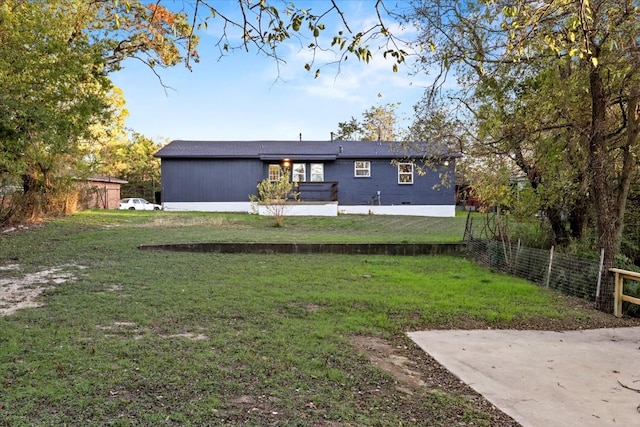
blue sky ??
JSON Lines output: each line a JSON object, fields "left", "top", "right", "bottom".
{"left": 109, "top": 1, "right": 430, "bottom": 142}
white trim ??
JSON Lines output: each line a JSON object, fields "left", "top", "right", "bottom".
{"left": 398, "top": 162, "right": 414, "bottom": 184}
{"left": 162, "top": 202, "right": 455, "bottom": 217}
{"left": 257, "top": 202, "right": 338, "bottom": 217}
{"left": 163, "top": 202, "right": 252, "bottom": 213}
{"left": 338, "top": 205, "right": 455, "bottom": 217}
{"left": 354, "top": 160, "right": 371, "bottom": 177}
{"left": 292, "top": 163, "right": 306, "bottom": 182}
{"left": 310, "top": 163, "right": 324, "bottom": 182}
{"left": 268, "top": 164, "right": 281, "bottom": 182}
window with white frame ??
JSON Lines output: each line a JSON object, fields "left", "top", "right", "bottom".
{"left": 398, "top": 163, "right": 414, "bottom": 184}
{"left": 310, "top": 163, "right": 324, "bottom": 182}
{"left": 268, "top": 164, "right": 281, "bottom": 182}
{"left": 354, "top": 161, "right": 371, "bottom": 177}
{"left": 292, "top": 163, "right": 306, "bottom": 182}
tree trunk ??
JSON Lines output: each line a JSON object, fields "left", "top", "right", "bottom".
{"left": 568, "top": 196, "right": 589, "bottom": 240}
{"left": 589, "top": 65, "right": 617, "bottom": 312}
{"left": 22, "top": 172, "right": 36, "bottom": 195}
{"left": 614, "top": 88, "right": 640, "bottom": 246}
{"left": 546, "top": 207, "right": 570, "bottom": 245}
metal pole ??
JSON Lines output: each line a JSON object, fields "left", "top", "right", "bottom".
{"left": 513, "top": 238, "right": 521, "bottom": 274}
{"left": 595, "top": 247, "right": 605, "bottom": 302}
{"left": 545, "top": 246, "right": 554, "bottom": 288}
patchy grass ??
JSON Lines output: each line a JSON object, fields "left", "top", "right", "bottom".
{"left": 0, "top": 211, "right": 628, "bottom": 426}
{"left": 74, "top": 209, "right": 471, "bottom": 243}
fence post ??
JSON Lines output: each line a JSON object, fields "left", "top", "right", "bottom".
{"left": 512, "top": 239, "right": 521, "bottom": 274}
{"left": 613, "top": 270, "right": 623, "bottom": 318}
{"left": 463, "top": 212, "right": 473, "bottom": 243}
{"left": 595, "top": 248, "right": 605, "bottom": 304}
{"left": 545, "top": 246, "right": 554, "bottom": 288}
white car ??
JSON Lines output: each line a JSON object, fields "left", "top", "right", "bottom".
{"left": 118, "top": 198, "right": 162, "bottom": 211}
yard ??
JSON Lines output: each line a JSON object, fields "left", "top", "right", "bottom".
{"left": 1, "top": 211, "right": 636, "bottom": 426}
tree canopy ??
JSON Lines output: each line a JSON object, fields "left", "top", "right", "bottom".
{"left": 334, "top": 100, "right": 404, "bottom": 141}
{"left": 190, "top": 0, "right": 410, "bottom": 76}
{"left": 0, "top": 0, "right": 200, "bottom": 220}
{"left": 406, "top": 0, "right": 640, "bottom": 310}
{"left": 0, "top": 0, "right": 112, "bottom": 218}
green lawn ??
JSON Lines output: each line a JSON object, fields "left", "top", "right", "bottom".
{"left": 0, "top": 211, "right": 610, "bottom": 425}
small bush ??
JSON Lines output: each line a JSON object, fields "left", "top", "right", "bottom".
{"left": 249, "top": 170, "right": 298, "bottom": 227}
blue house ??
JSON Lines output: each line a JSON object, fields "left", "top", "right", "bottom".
{"left": 154, "top": 140, "right": 459, "bottom": 217}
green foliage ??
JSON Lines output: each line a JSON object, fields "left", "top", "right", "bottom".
{"left": 408, "top": 1, "right": 640, "bottom": 308}
{"left": 468, "top": 159, "right": 517, "bottom": 213}
{"left": 82, "top": 0, "right": 199, "bottom": 71}
{"left": 508, "top": 220, "right": 554, "bottom": 249}
{"left": 621, "top": 177, "right": 640, "bottom": 264}
{"left": 0, "top": 0, "right": 196, "bottom": 224}
{"left": 196, "top": 1, "right": 406, "bottom": 76}
{"left": 83, "top": 87, "right": 130, "bottom": 176}
{"left": 360, "top": 102, "right": 403, "bottom": 141}
{"left": 83, "top": 89, "right": 163, "bottom": 200}
{"left": 0, "top": 0, "right": 112, "bottom": 222}
{"left": 335, "top": 98, "right": 405, "bottom": 141}
{"left": 334, "top": 117, "right": 363, "bottom": 141}
{"left": 0, "top": 212, "right": 614, "bottom": 424}
{"left": 118, "top": 133, "right": 163, "bottom": 200}
{"left": 408, "top": 98, "right": 466, "bottom": 152}
{"left": 250, "top": 170, "right": 298, "bottom": 227}
{"left": 609, "top": 253, "right": 640, "bottom": 316}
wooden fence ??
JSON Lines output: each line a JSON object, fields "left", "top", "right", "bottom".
{"left": 609, "top": 268, "right": 640, "bottom": 317}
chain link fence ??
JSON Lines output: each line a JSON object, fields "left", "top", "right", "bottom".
{"left": 464, "top": 214, "right": 603, "bottom": 303}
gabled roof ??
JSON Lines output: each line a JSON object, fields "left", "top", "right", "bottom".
{"left": 155, "top": 140, "right": 460, "bottom": 161}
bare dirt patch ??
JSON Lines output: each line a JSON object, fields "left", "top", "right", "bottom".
{"left": 160, "top": 332, "right": 209, "bottom": 341}
{"left": 0, "top": 264, "right": 82, "bottom": 316}
{"left": 96, "top": 321, "right": 209, "bottom": 341}
{"left": 351, "top": 336, "right": 426, "bottom": 394}
{"left": 149, "top": 216, "right": 231, "bottom": 228}
{"left": 106, "top": 284, "right": 124, "bottom": 292}
{"left": 349, "top": 301, "right": 640, "bottom": 427}
{"left": 351, "top": 334, "right": 522, "bottom": 425}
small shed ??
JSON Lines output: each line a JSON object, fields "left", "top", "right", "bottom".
{"left": 79, "top": 176, "right": 128, "bottom": 210}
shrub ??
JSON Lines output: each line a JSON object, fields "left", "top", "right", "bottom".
{"left": 249, "top": 170, "right": 298, "bottom": 227}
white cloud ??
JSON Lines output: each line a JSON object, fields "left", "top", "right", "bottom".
{"left": 111, "top": 1, "right": 436, "bottom": 141}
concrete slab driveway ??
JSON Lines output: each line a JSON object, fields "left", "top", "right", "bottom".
{"left": 409, "top": 327, "right": 640, "bottom": 427}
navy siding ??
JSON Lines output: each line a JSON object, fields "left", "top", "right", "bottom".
{"left": 325, "top": 159, "right": 454, "bottom": 206}
{"left": 161, "top": 157, "right": 455, "bottom": 206}
{"left": 162, "top": 159, "right": 263, "bottom": 202}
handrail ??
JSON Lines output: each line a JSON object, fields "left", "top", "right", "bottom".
{"left": 295, "top": 181, "right": 338, "bottom": 202}
{"left": 609, "top": 268, "right": 640, "bottom": 317}
{"left": 255, "top": 181, "right": 339, "bottom": 202}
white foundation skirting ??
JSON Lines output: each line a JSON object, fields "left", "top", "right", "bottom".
{"left": 162, "top": 202, "right": 251, "bottom": 213}
{"left": 338, "top": 205, "right": 455, "bottom": 217}
{"left": 162, "top": 202, "right": 455, "bottom": 217}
